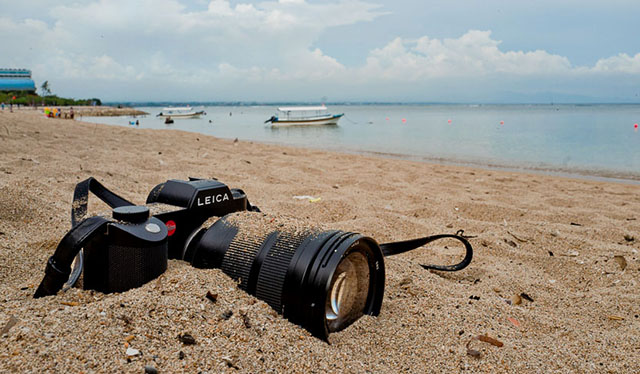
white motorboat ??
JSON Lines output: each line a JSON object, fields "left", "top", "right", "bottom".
{"left": 157, "top": 106, "right": 205, "bottom": 118}
{"left": 265, "top": 106, "right": 343, "bottom": 126}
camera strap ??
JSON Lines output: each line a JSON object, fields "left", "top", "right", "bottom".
{"left": 380, "top": 230, "right": 473, "bottom": 272}
{"left": 34, "top": 178, "right": 134, "bottom": 298}
{"left": 34, "top": 216, "right": 109, "bottom": 298}
{"left": 71, "top": 177, "right": 134, "bottom": 227}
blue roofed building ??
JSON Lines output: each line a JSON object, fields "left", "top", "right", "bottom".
{"left": 0, "top": 68, "right": 36, "bottom": 92}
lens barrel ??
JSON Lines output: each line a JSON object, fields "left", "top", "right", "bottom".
{"left": 184, "top": 212, "right": 385, "bottom": 340}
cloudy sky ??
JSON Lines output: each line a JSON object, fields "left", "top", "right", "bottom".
{"left": 2, "top": 0, "right": 640, "bottom": 102}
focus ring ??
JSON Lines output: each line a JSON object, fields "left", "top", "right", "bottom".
{"left": 255, "top": 231, "right": 311, "bottom": 312}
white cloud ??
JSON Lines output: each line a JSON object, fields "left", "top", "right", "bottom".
{"left": 590, "top": 53, "right": 640, "bottom": 74}
{"left": 359, "top": 30, "right": 573, "bottom": 80}
{"left": 52, "top": 54, "right": 139, "bottom": 81}
{"left": 0, "top": 1, "right": 639, "bottom": 101}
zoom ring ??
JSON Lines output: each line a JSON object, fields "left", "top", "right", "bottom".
{"left": 221, "top": 234, "right": 268, "bottom": 291}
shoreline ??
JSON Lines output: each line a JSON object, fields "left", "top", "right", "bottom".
{"left": 9, "top": 105, "right": 148, "bottom": 117}
{"left": 259, "top": 140, "right": 640, "bottom": 186}
{"left": 1, "top": 110, "right": 639, "bottom": 373}
{"left": 362, "top": 149, "right": 640, "bottom": 185}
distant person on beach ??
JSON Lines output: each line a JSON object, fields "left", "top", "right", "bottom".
{"left": 9, "top": 103, "right": 13, "bottom": 112}
{"left": 1, "top": 102, "right": 4, "bottom": 110}
{"left": 135, "top": 120, "right": 139, "bottom": 126}
{"left": 70, "top": 107, "right": 74, "bottom": 119}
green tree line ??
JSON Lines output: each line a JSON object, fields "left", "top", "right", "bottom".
{"left": 0, "top": 91, "right": 102, "bottom": 106}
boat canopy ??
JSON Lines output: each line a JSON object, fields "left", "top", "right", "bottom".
{"left": 277, "top": 106, "right": 327, "bottom": 112}
{"left": 162, "top": 106, "right": 193, "bottom": 111}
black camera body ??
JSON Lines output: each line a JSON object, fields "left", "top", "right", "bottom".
{"left": 35, "top": 178, "right": 257, "bottom": 297}
{"left": 82, "top": 178, "right": 255, "bottom": 293}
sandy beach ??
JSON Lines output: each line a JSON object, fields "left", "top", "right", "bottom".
{"left": 0, "top": 108, "right": 638, "bottom": 373}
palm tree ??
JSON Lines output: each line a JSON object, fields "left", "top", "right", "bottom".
{"left": 40, "top": 81, "right": 51, "bottom": 97}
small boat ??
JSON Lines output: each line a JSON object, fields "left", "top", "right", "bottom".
{"left": 265, "top": 106, "right": 343, "bottom": 126}
{"left": 157, "top": 106, "right": 205, "bottom": 118}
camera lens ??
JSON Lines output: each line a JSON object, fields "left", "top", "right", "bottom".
{"left": 184, "top": 212, "right": 385, "bottom": 340}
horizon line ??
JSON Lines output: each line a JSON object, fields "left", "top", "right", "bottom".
{"left": 102, "top": 101, "right": 640, "bottom": 106}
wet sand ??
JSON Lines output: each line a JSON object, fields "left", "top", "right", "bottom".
{"left": 0, "top": 109, "right": 639, "bottom": 373}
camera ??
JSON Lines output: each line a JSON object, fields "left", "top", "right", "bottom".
{"left": 148, "top": 178, "right": 385, "bottom": 339}
{"left": 35, "top": 177, "right": 472, "bottom": 340}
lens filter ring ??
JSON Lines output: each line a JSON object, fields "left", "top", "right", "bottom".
{"left": 287, "top": 232, "right": 385, "bottom": 340}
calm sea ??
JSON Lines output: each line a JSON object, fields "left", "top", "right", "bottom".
{"left": 83, "top": 104, "right": 640, "bottom": 183}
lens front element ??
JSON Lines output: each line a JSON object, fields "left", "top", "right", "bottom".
{"left": 325, "top": 251, "right": 370, "bottom": 332}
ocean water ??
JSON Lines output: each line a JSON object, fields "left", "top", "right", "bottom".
{"left": 82, "top": 104, "right": 640, "bottom": 182}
